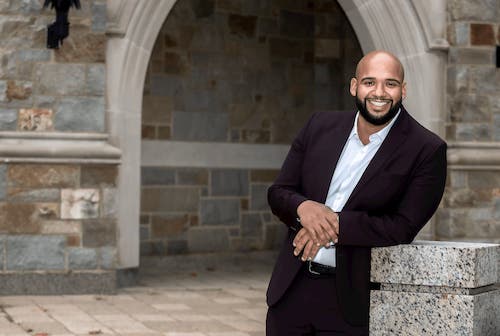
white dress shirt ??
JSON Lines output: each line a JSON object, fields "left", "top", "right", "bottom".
{"left": 313, "top": 110, "right": 400, "bottom": 267}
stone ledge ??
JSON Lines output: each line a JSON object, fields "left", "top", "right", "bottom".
{"left": 0, "top": 271, "right": 116, "bottom": 295}
{"left": 371, "top": 241, "right": 499, "bottom": 288}
{"left": 448, "top": 142, "right": 500, "bottom": 170}
{"left": 0, "top": 132, "right": 121, "bottom": 164}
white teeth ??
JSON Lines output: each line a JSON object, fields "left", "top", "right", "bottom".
{"left": 369, "top": 100, "right": 389, "bottom": 107}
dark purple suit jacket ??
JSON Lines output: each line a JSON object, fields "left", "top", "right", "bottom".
{"left": 266, "top": 108, "right": 447, "bottom": 326}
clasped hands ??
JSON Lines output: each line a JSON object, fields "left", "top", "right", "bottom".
{"left": 293, "top": 200, "right": 339, "bottom": 261}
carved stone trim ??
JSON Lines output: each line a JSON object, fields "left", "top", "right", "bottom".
{"left": 0, "top": 132, "right": 121, "bottom": 164}
{"left": 448, "top": 142, "right": 500, "bottom": 170}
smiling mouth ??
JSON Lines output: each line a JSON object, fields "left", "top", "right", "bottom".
{"left": 366, "top": 98, "right": 392, "bottom": 108}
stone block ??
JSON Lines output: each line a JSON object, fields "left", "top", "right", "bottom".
{"left": 140, "top": 225, "right": 149, "bottom": 240}
{"left": 269, "top": 38, "right": 302, "bottom": 59}
{"left": 183, "top": 89, "right": 218, "bottom": 112}
{"left": 82, "top": 219, "right": 116, "bottom": 247}
{"left": 53, "top": 26, "right": 105, "bottom": 63}
{"left": 17, "top": 108, "right": 53, "bottom": 131}
{"left": 61, "top": 189, "right": 100, "bottom": 219}
{"left": 68, "top": 248, "right": 98, "bottom": 269}
{"left": 228, "top": 14, "right": 257, "bottom": 38}
{"left": 86, "top": 64, "right": 105, "bottom": 95}
{"left": 470, "top": 23, "right": 495, "bottom": 45}
{"left": 150, "top": 74, "right": 184, "bottom": 97}
{"left": 242, "top": 129, "right": 270, "bottom": 143}
{"left": 6, "top": 235, "right": 65, "bottom": 270}
{"left": 211, "top": 169, "right": 249, "bottom": 196}
{"left": 279, "top": 10, "right": 314, "bottom": 38}
{"left": 99, "top": 247, "right": 116, "bottom": 269}
{"left": 91, "top": 1, "right": 107, "bottom": 32}
{"left": 5, "top": 80, "right": 33, "bottom": 102}
{"left": 449, "top": 47, "right": 494, "bottom": 65}
{"left": 251, "top": 184, "right": 269, "bottom": 211}
{"left": 241, "top": 213, "right": 262, "bottom": 237}
{"left": 34, "top": 95, "right": 57, "bottom": 109}
{"left": 264, "top": 223, "right": 287, "bottom": 249}
{"left": 15, "top": 49, "right": 51, "bottom": 62}
{"left": 176, "top": 169, "right": 209, "bottom": 185}
{"left": 151, "top": 214, "right": 189, "bottom": 238}
{"left": 315, "top": 38, "right": 340, "bottom": 59}
{"left": 200, "top": 199, "right": 240, "bottom": 225}
{"left": 164, "top": 52, "right": 189, "bottom": 75}
{"left": 188, "top": 227, "right": 229, "bottom": 253}
{"left": 140, "top": 241, "right": 167, "bottom": 256}
{"left": 167, "top": 240, "right": 188, "bottom": 255}
{"left": 0, "top": 202, "right": 59, "bottom": 234}
{"left": 469, "top": 66, "right": 499, "bottom": 94}
{"left": 141, "top": 167, "right": 176, "bottom": 185}
{"left": 190, "top": 24, "right": 224, "bottom": 51}
{"left": 447, "top": 65, "right": 468, "bottom": 94}
{"left": 102, "top": 188, "right": 117, "bottom": 219}
{"left": 0, "top": 108, "right": 18, "bottom": 130}
{"left": 370, "top": 289, "right": 500, "bottom": 336}
{"left": 250, "top": 169, "right": 279, "bottom": 183}
{"left": 450, "top": 94, "right": 490, "bottom": 122}
{"left": 55, "top": 96, "right": 105, "bottom": 132}
{"left": 141, "top": 187, "right": 199, "bottom": 212}
{"left": 142, "top": 96, "right": 172, "bottom": 124}
{"left": 371, "top": 241, "right": 498, "bottom": 288}
{"left": 191, "top": 0, "right": 214, "bottom": 18}
{"left": 81, "top": 165, "right": 118, "bottom": 187}
{"left": 41, "top": 220, "right": 81, "bottom": 235}
{"left": 37, "top": 63, "right": 86, "bottom": 95}
{"left": 217, "top": 0, "right": 242, "bottom": 12}
{"left": 449, "top": 0, "right": 497, "bottom": 21}
{"left": 0, "top": 164, "right": 6, "bottom": 200}
{"left": 172, "top": 111, "right": 228, "bottom": 141}
{"left": 456, "top": 123, "right": 492, "bottom": 141}
{"left": 258, "top": 18, "right": 278, "bottom": 35}
{"left": 0, "top": 271, "right": 116, "bottom": 295}
{"left": 468, "top": 171, "right": 500, "bottom": 189}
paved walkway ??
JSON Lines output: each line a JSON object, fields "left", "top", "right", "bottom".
{"left": 0, "top": 252, "right": 276, "bottom": 336}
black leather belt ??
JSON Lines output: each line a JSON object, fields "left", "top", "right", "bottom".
{"left": 306, "top": 261, "right": 336, "bottom": 276}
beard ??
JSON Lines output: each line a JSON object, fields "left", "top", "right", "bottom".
{"left": 355, "top": 96, "right": 402, "bottom": 126}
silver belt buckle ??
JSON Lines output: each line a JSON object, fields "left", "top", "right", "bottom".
{"left": 308, "top": 261, "right": 321, "bottom": 275}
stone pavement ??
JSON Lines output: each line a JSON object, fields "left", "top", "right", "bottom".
{"left": 0, "top": 251, "right": 277, "bottom": 336}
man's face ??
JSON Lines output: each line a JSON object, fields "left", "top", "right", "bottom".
{"left": 350, "top": 54, "right": 406, "bottom": 126}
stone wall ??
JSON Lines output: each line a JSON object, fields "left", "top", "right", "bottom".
{"left": 140, "top": 167, "right": 285, "bottom": 256}
{"left": 440, "top": 0, "right": 500, "bottom": 244}
{"left": 142, "top": 0, "right": 362, "bottom": 144}
{"left": 0, "top": 0, "right": 118, "bottom": 293}
{"left": 140, "top": 0, "right": 362, "bottom": 256}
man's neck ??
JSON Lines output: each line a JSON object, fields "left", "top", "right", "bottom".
{"left": 356, "top": 115, "right": 389, "bottom": 145}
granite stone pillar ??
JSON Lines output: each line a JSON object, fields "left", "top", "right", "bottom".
{"left": 370, "top": 241, "right": 499, "bottom": 336}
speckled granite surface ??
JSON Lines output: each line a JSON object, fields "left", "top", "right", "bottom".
{"left": 369, "top": 289, "right": 500, "bottom": 336}
{"left": 370, "top": 241, "right": 499, "bottom": 288}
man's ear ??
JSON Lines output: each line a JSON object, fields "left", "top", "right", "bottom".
{"left": 402, "top": 82, "right": 407, "bottom": 99}
{"left": 349, "top": 78, "right": 357, "bottom": 97}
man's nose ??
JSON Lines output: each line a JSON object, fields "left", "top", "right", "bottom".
{"left": 374, "top": 83, "right": 385, "bottom": 96}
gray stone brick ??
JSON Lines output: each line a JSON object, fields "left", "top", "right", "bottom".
{"left": 7, "top": 188, "right": 59, "bottom": 202}
{"left": 87, "top": 64, "right": 105, "bottom": 95}
{"left": 102, "top": 188, "right": 117, "bottom": 219}
{"left": 192, "top": 0, "right": 215, "bottom": 18}
{"left": 0, "top": 165, "right": 6, "bottom": 200}
{"left": 172, "top": 111, "right": 228, "bottom": 141}
{"left": 241, "top": 213, "right": 262, "bottom": 237}
{"left": 141, "top": 187, "right": 199, "bottom": 212}
{"left": 167, "top": 240, "right": 188, "bottom": 255}
{"left": 176, "top": 169, "right": 208, "bottom": 185}
{"left": 68, "top": 248, "right": 98, "bottom": 270}
{"left": 37, "top": 64, "right": 86, "bottom": 95}
{"left": 455, "top": 123, "right": 492, "bottom": 141}
{"left": 141, "top": 167, "right": 176, "bottom": 185}
{"left": 449, "top": 171, "right": 467, "bottom": 188}
{"left": 6, "top": 235, "right": 65, "bottom": 270}
{"left": 100, "top": 247, "right": 117, "bottom": 269}
{"left": 447, "top": 66, "right": 468, "bottom": 94}
{"left": 92, "top": 2, "right": 107, "bottom": 32}
{"left": 55, "top": 97, "right": 105, "bottom": 132}
{"left": 0, "top": 108, "right": 17, "bottom": 130}
{"left": 6, "top": 0, "right": 42, "bottom": 13}
{"left": 150, "top": 74, "right": 184, "bottom": 97}
{"left": 190, "top": 24, "right": 224, "bottom": 51}
{"left": 454, "top": 22, "right": 469, "bottom": 46}
{"left": 34, "top": 95, "right": 57, "bottom": 108}
{"left": 493, "top": 198, "right": 500, "bottom": 220}
{"left": 469, "top": 66, "right": 499, "bottom": 94}
{"left": 258, "top": 17, "right": 278, "bottom": 35}
{"left": 264, "top": 223, "right": 287, "bottom": 249}
{"left": 140, "top": 225, "right": 149, "bottom": 240}
{"left": 468, "top": 171, "right": 500, "bottom": 189}
{"left": 494, "top": 114, "right": 500, "bottom": 142}
{"left": 200, "top": 199, "right": 240, "bottom": 225}
{"left": 183, "top": 89, "right": 217, "bottom": 112}
{"left": 450, "top": 94, "right": 490, "bottom": 122}
{"left": 251, "top": 184, "right": 269, "bottom": 211}
{"left": 0, "top": 235, "right": 4, "bottom": 268}
{"left": 188, "top": 227, "right": 229, "bottom": 253}
{"left": 82, "top": 219, "right": 116, "bottom": 247}
{"left": 211, "top": 169, "right": 249, "bottom": 196}
{"left": 280, "top": 10, "right": 314, "bottom": 38}
{"left": 449, "top": 47, "right": 494, "bottom": 65}
{"left": 140, "top": 241, "right": 167, "bottom": 256}
{"left": 449, "top": 0, "right": 497, "bottom": 21}
{"left": 16, "top": 49, "right": 51, "bottom": 62}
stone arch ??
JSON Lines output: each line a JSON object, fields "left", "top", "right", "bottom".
{"left": 106, "top": 0, "right": 447, "bottom": 269}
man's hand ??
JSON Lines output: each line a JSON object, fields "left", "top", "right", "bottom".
{"left": 297, "top": 200, "right": 339, "bottom": 246}
{"left": 293, "top": 228, "right": 323, "bottom": 261}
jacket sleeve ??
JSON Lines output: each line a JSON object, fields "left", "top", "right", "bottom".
{"left": 338, "top": 142, "right": 447, "bottom": 247}
{"left": 267, "top": 114, "right": 316, "bottom": 231}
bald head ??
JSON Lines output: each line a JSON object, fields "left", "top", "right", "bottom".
{"left": 355, "top": 51, "right": 405, "bottom": 81}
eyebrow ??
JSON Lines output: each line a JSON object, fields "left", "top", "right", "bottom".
{"left": 360, "top": 77, "right": 402, "bottom": 84}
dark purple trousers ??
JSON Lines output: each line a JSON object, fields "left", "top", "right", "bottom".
{"left": 266, "top": 267, "right": 369, "bottom": 336}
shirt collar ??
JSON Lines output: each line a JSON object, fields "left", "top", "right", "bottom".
{"left": 350, "top": 109, "right": 401, "bottom": 142}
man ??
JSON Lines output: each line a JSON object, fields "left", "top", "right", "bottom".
{"left": 266, "top": 50, "right": 447, "bottom": 335}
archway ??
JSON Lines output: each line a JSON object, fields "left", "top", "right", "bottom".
{"left": 106, "top": 0, "right": 448, "bottom": 270}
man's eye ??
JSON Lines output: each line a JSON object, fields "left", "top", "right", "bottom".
{"left": 364, "top": 81, "right": 374, "bottom": 86}
{"left": 386, "top": 82, "right": 398, "bottom": 87}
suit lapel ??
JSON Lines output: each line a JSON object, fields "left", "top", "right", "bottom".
{"left": 316, "top": 112, "right": 356, "bottom": 203}
{"left": 344, "top": 108, "right": 410, "bottom": 208}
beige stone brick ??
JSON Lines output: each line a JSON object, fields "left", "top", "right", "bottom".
{"left": 0, "top": 202, "right": 58, "bottom": 234}
{"left": 41, "top": 220, "right": 81, "bottom": 235}
{"left": 81, "top": 165, "right": 117, "bottom": 188}
{"left": 61, "top": 189, "right": 100, "bottom": 219}
{"left": 8, "top": 164, "right": 79, "bottom": 188}
{"left": 141, "top": 187, "right": 199, "bottom": 212}
{"left": 17, "top": 108, "right": 53, "bottom": 131}
{"left": 250, "top": 170, "right": 279, "bottom": 183}
{"left": 151, "top": 214, "right": 189, "bottom": 238}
